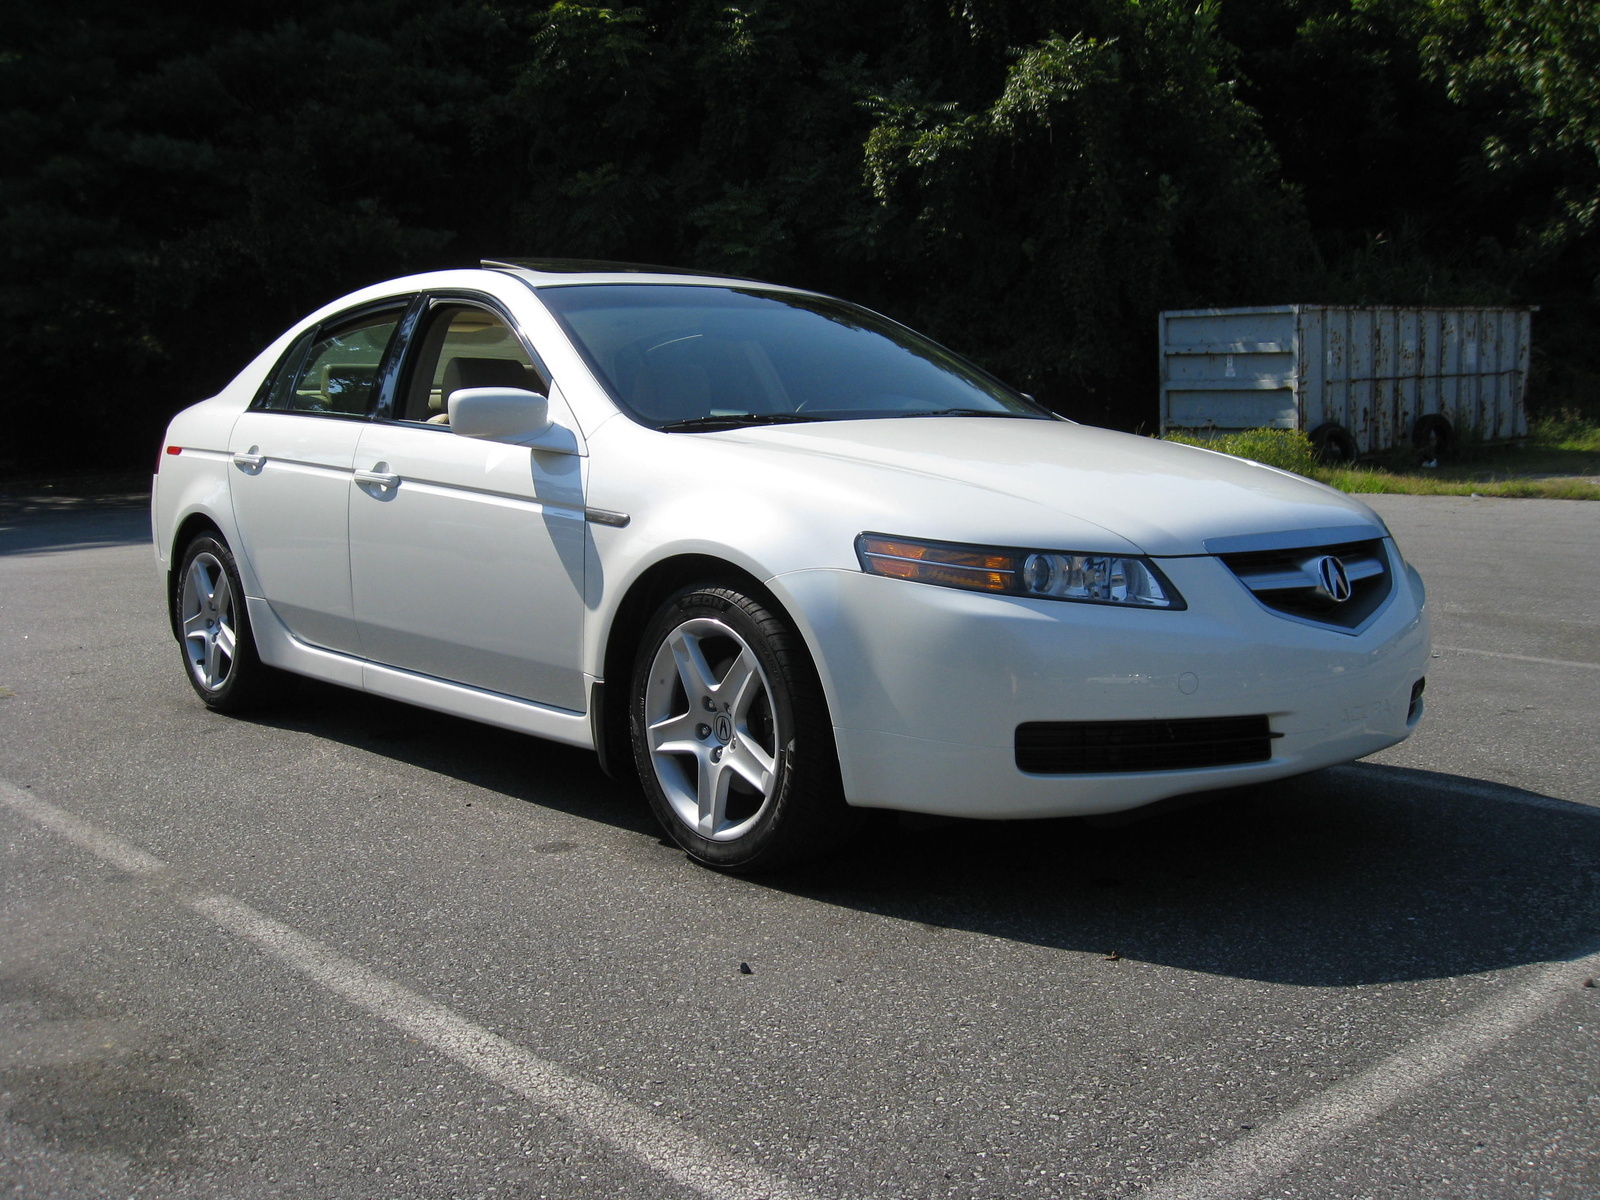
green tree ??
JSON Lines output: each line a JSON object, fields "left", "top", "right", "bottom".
{"left": 859, "top": 1, "right": 1309, "bottom": 424}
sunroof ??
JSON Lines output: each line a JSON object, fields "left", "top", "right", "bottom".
{"left": 480, "top": 258, "right": 756, "bottom": 280}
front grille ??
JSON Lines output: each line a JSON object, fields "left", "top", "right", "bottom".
{"left": 1015, "top": 715, "right": 1279, "bottom": 774}
{"left": 1219, "top": 538, "right": 1392, "bottom": 631}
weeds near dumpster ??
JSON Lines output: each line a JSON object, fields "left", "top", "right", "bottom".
{"left": 1161, "top": 424, "right": 1600, "bottom": 500}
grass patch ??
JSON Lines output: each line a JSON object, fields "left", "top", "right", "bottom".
{"left": 1313, "top": 465, "right": 1600, "bottom": 500}
{"left": 1528, "top": 409, "right": 1600, "bottom": 452}
{"left": 1163, "top": 428, "right": 1319, "bottom": 474}
{"left": 1163, "top": 420, "right": 1600, "bottom": 500}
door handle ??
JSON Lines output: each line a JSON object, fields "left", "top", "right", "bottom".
{"left": 231, "top": 448, "right": 266, "bottom": 471}
{"left": 354, "top": 467, "right": 401, "bottom": 490}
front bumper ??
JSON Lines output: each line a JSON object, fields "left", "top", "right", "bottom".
{"left": 771, "top": 543, "right": 1430, "bottom": 818}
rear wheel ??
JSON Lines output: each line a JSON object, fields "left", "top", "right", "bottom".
{"left": 174, "top": 534, "right": 279, "bottom": 711}
{"left": 630, "top": 585, "right": 844, "bottom": 871}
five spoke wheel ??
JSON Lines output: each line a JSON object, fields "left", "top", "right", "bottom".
{"left": 173, "top": 534, "right": 277, "bottom": 711}
{"left": 631, "top": 585, "right": 844, "bottom": 871}
{"left": 643, "top": 616, "right": 781, "bottom": 841}
{"left": 181, "top": 551, "right": 239, "bottom": 692}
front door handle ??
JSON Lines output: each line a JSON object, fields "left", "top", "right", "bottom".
{"left": 231, "top": 448, "right": 266, "bottom": 471}
{"left": 354, "top": 466, "right": 401, "bottom": 490}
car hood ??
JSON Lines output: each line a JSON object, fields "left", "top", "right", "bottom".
{"left": 714, "top": 417, "right": 1385, "bottom": 557}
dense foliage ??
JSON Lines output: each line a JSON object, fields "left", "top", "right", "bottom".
{"left": 2, "top": 0, "right": 1595, "bottom": 471}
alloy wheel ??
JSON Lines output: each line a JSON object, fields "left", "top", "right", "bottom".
{"left": 180, "top": 552, "right": 238, "bottom": 691}
{"left": 643, "top": 616, "right": 783, "bottom": 841}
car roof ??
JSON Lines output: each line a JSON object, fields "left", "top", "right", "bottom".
{"left": 479, "top": 258, "right": 772, "bottom": 288}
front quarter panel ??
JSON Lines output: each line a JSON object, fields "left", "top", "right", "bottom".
{"left": 577, "top": 418, "right": 1148, "bottom": 674}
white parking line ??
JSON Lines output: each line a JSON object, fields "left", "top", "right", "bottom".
{"left": 1139, "top": 949, "right": 1599, "bottom": 1200}
{"left": 9, "top": 774, "right": 1594, "bottom": 1200}
{"left": 1437, "top": 645, "right": 1600, "bottom": 671}
{"left": 0, "top": 780, "right": 812, "bottom": 1200}
{"left": 1, "top": 781, "right": 168, "bottom": 875}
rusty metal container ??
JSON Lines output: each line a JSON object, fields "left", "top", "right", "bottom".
{"left": 1158, "top": 305, "right": 1532, "bottom": 459}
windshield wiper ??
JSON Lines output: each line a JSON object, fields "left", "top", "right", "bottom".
{"left": 656, "top": 412, "right": 825, "bottom": 432}
{"left": 893, "top": 408, "right": 1039, "bottom": 419}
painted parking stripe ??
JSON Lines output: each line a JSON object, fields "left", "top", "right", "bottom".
{"left": 1139, "top": 948, "right": 1600, "bottom": 1200}
{"left": 1436, "top": 645, "right": 1600, "bottom": 671}
{"left": 1, "top": 780, "right": 168, "bottom": 875}
{"left": 1149, "top": 754, "right": 1599, "bottom": 1200}
{"left": 10, "top": 773, "right": 1594, "bottom": 1200}
{"left": 0, "top": 780, "right": 812, "bottom": 1200}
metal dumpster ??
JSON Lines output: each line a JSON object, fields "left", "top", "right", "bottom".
{"left": 1158, "top": 305, "right": 1532, "bottom": 460}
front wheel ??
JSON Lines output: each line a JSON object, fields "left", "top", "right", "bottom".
{"left": 174, "top": 534, "right": 280, "bottom": 712}
{"left": 630, "top": 585, "right": 845, "bottom": 871}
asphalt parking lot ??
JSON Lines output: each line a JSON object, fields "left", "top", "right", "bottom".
{"left": 1, "top": 492, "right": 1597, "bottom": 1199}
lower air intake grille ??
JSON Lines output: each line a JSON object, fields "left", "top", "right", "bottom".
{"left": 1015, "top": 715, "right": 1279, "bottom": 774}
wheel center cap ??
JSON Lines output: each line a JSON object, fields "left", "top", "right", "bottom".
{"left": 713, "top": 713, "right": 734, "bottom": 744}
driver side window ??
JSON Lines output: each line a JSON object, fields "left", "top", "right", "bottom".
{"left": 398, "top": 304, "right": 547, "bottom": 425}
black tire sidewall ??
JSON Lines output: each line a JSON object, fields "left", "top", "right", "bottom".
{"left": 1309, "top": 422, "right": 1359, "bottom": 466}
{"left": 1411, "top": 413, "right": 1454, "bottom": 459}
{"left": 629, "top": 585, "right": 834, "bottom": 871}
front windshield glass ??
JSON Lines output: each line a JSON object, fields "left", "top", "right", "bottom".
{"left": 537, "top": 284, "right": 1049, "bottom": 430}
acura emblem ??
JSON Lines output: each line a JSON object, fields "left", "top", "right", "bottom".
{"left": 1313, "top": 555, "right": 1353, "bottom": 603}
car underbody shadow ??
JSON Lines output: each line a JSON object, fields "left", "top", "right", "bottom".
{"left": 238, "top": 675, "right": 658, "bottom": 839}
{"left": 240, "top": 681, "right": 1599, "bottom": 988}
{"left": 758, "top": 762, "right": 1600, "bottom": 988}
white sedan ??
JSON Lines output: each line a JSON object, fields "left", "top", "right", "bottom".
{"left": 153, "top": 261, "right": 1430, "bottom": 870}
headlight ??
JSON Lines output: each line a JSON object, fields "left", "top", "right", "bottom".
{"left": 856, "top": 534, "right": 1184, "bottom": 609}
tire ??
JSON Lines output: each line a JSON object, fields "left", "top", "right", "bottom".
{"left": 1411, "top": 413, "right": 1454, "bottom": 463}
{"left": 1309, "top": 422, "right": 1360, "bottom": 466}
{"left": 173, "top": 534, "right": 280, "bottom": 712}
{"left": 629, "top": 585, "right": 845, "bottom": 872}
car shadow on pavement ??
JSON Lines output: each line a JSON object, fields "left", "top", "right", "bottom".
{"left": 243, "top": 681, "right": 1598, "bottom": 988}
{"left": 768, "top": 762, "right": 1600, "bottom": 987}
{"left": 240, "top": 677, "right": 661, "bottom": 838}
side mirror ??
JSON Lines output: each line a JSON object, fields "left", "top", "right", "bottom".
{"left": 448, "top": 387, "right": 555, "bottom": 447}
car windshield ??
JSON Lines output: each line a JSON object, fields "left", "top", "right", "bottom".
{"left": 537, "top": 284, "right": 1050, "bottom": 430}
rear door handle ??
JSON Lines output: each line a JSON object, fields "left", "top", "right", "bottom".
{"left": 231, "top": 449, "right": 266, "bottom": 470}
{"left": 353, "top": 467, "right": 401, "bottom": 489}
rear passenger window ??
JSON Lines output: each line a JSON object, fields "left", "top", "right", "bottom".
{"left": 278, "top": 311, "right": 403, "bottom": 416}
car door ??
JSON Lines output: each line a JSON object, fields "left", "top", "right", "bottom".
{"left": 226, "top": 302, "right": 409, "bottom": 655}
{"left": 347, "top": 297, "right": 587, "bottom": 711}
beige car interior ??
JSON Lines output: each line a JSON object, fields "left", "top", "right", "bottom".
{"left": 404, "top": 307, "right": 545, "bottom": 425}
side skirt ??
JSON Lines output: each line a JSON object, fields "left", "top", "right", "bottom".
{"left": 245, "top": 596, "right": 596, "bottom": 749}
